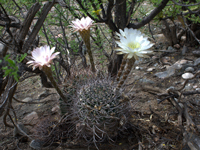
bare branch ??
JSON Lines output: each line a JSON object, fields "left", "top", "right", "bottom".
{"left": 128, "top": 0, "right": 170, "bottom": 29}
{"left": 22, "top": 1, "right": 55, "bottom": 53}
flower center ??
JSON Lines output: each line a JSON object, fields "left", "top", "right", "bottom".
{"left": 128, "top": 42, "right": 140, "bottom": 50}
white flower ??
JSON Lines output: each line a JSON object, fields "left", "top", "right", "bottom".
{"left": 27, "top": 45, "right": 60, "bottom": 70}
{"left": 115, "top": 28, "right": 153, "bottom": 59}
{"left": 70, "top": 17, "right": 94, "bottom": 32}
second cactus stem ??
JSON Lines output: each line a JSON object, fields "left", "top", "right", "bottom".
{"left": 116, "top": 56, "right": 135, "bottom": 91}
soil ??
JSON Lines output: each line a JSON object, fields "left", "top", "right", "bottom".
{"left": 1, "top": 38, "right": 200, "bottom": 150}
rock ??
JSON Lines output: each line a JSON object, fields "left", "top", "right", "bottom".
{"left": 152, "top": 56, "right": 158, "bottom": 60}
{"left": 181, "top": 36, "right": 186, "bottom": 42}
{"left": 30, "top": 139, "right": 44, "bottom": 149}
{"left": 154, "top": 34, "right": 165, "bottom": 39}
{"left": 167, "top": 46, "right": 176, "bottom": 52}
{"left": 147, "top": 67, "right": 155, "bottom": 72}
{"left": 194, "top": 58, "right": 200, "bottom": 66}
{"left": 192, "top": 50, "right": 200, "bottom": 57}
{"left": 22, "top": 97, "right": 32, "bottom": 102}
{"left": 135, "top": 66, "right": 140, "bottom": 70}
{"left": 183, "top": 132, "right": 200, "bottom": 150}
{"left": 185, "top": 67, "right": 194, "bottom": 72}
{"left": 182, "top": 45, "right": 188, "bottom": 55}
{"left": 139, "top": 78, "right": 154, "bottom": 84}
{"left": 154, "top": 63, "right": 159, "bottom": 67}
{"left": 155, "top": 59, "right": 188, "bottom": 79}
{"left": 174, "top": 44, "right": 180, "bottom": 49}
{"left": 0, "top": 43, "right": 7, "bottom": 57}
{"left": 23, "top": 111, "right": 38, "bottom": 123}
{"left": 38, "top": 89, "right": 50, "bottom": 99}
{"left": 175, "top": 59, "right": 188, "bottom": 65}
{"left": 182, "top": 73, "right": 194, "bottom": 79}
{"left": 133, "top": 75, "right": 140, "bottom": 80}
{"left": 51, "top": 105, "right": 60, "bottom": 113}
{"left": 155, "top": 66, "right": 176, "bottom": 79}
{"left": 185, "top": 84, "right": 192, "bottom": 90}
{"left": 196, "top": 88, "right": 200, "bottom": 91}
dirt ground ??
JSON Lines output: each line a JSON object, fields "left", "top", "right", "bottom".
{"left": 1, "top": 38, "right": 200, "bottom": 150}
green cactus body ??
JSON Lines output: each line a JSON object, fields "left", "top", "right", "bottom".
{"left": 72, "top": 78, "right": 130, "bottom": 146}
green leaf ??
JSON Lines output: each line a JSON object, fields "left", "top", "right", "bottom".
{"left": 19, "top": 53, "right": 27, "bottom": 63}
{"left": 7, "top": 59, "right": 16, "bottom": 67}
{"left": 14, "top": 75, "right": 19, "bottom": 82}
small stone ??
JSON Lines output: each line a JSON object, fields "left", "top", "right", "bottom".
{"left": 182, "top": 45, "right": 188, "bottom": 55}
{"left": 22, "top": 97, "right": 32, "bottom": 102}
{"left": 193, "top": 85, "right": 198, "bottom": 89}
{"left": 135, "top": 66, "right": 140, "bottom": 70}
{"left": 139, "top": 78, "right": 154, "bottom": 84}
{"left": 147, "top": 67, "right": 155, "bottom": 72}
{"left": 154, "top": 63, "right": 158, "bottom": 67}
{"left": 181, "top": 36, "right": 186, "bottom": 42}
{"left": 133, "top": 75, "right": 140, "bottom": 80}
{"left": 194, "top": 58, "right": 200, "bottom": 66}
{"left": 0, "top": 43, "right": 6, "bottom": 57}
{"left": 192, "top": 50, "right": 200, "bottom": 57}
{"left": 30, "top": 139, "right": 44, "bottom": 149}
{"left": 23, "top": 111, "right": 38, "bottom": 123}
{"left": 38, "top": 89, "right": 50, "bottom": 99}
{"left": 167, "top": 46, "right": 176, "bottom": 52}
{"left": 155, "top": 67, "right": 176, "bottom": 79}
{"left": 174, "top": 44, "right": 180, "bottom": 49}
{"left": 175, "top": 59, "right": 188, "bottom": 65}
{"left": 51, "top": 105, "right": 60, "bottom": 113}
{"left": 152, "top": 56, "right": 158, "bottom": 60}
{"left": 185, "top": 67, "right": 194, "bottom": 72}
{"left": 182, "top": 73, "right": 194, "bottom": 79}
{"left": 196, "top": 88, "right": 200, "bottom": 91}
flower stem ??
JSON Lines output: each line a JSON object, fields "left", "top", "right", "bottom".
{"left": 79, "top": 29, "right": 96, "bottom": 72}
{"left": 42, "top": 66, "right": 67, "bottom": 102}
{"left": 116, "top": 57, "right": 135, "bottom": 91}
{"left": 116, "top": 54, "right": 128, "bottom": 82}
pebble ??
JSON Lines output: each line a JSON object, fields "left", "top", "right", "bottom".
{"left": 196, "top": 88, "right": 200, "bottom": 91}
{"left": 182, "top": 73, "right": 194, "bottom": 79}
{"left": 38, "top": 89, "right": 50, "bottom": 99}
{"left": 22, "top": 97, "right": 32, "bottom": 102}
{"left": 147, "top": 67, "right": 155, "bottom": 72}
{"left": 23, "top": 111, "right": 38, "bottom": 123}
{"left": 139, "top": 78, "right": 154, "bottom": 84}
{"left": 194, "top": 58, "right": 200, "bottom": 66}
{"left": 51, "top": 105, "right": 60, "bottom": 113}
{"left": 192, "top": 50, "right": 200, "bottom": 57}
{"left": 182, "top": 45, "right": 188, "bottom": 55}
{"left": 0, "top": 43, "right": 6, "bottom": 56}
{"left": 175, "top": 59, "right": 188, "bottom": 65}
{"left": 167, "top": 46, "right": 176, "bottom": 52}
{"left": 174, "top": 44, "right": 180, "bottom": 49}
{"left": 185, "top": 84, "right": 192, "bottom": 90}
{"left": 133, "top": 75, "right": 140, "bottom": 80}
{"left": 185, "top": 67, "right": 194, "bottom": 72}
{"left": 135, "top": 66, "right": 140, "bottom": 70}
{"left": 30, "top": 139, "right": 44, "bottom": 149}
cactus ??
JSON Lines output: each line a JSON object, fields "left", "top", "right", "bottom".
{"left": 71, "top": 77, "right": 131, "bottom": 148}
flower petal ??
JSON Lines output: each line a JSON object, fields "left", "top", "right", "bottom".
{"left": 115, "top": 28, "right": 153, "bottom": 59}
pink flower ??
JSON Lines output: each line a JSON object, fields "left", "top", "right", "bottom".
{"left": 71, "top": 17, "right": 94, "bottom": 32}
{"left": 27, "top": 45, "right": 60, "bottom": 70}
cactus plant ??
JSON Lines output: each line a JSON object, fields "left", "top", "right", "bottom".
{"left": 71, "top": 77, "right": 131, "bottom": 148}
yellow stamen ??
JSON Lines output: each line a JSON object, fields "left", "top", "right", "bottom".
{"left": 128, "top": 42, "right": 140, "bottom": 49}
